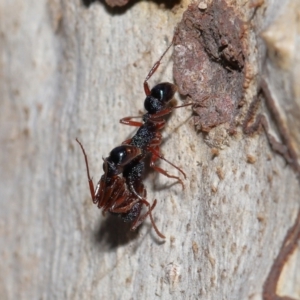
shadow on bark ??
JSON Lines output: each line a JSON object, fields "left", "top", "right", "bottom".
{"left": 93, "top": 214, "right": 140, "bottom": 250}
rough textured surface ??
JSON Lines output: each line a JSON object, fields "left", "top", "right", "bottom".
{"left": 260, "top": 0, "right": 300, "bottom": 167}
{"left": 0, "top": 0, "right": 299, "bottom": 299}
{"left": 173, "top": 0, "right": 246, "bottom": 132}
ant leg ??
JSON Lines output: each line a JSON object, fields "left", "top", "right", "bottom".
{"left": 131, "top": 199, "right": 165, "bottom": 239}
{"left": 112, "top": 199, "right": 140, "bottom": 214}
{"left": 101, "top": 177, "right": 128, "bottom": 210}
{"left": 144, "top": 37, "right": 175, "bottom": 96}
{"left": 121, "top": 138, "right": 132, "bottom": 145}
{"left": 148, "top": 137, "right": 162, "bottom": 149}
{"left": 94, "top": 179, "right": 109, "bottom": 206}
{"left": 76, "top": 138, "right": 96, "bottom": 201}
{"left": 120, "top": 116, "right": 143, "bottom": 127}
{"left": 149, "top": 107, "right": 172, "bottom": 120}
{"left": 148, "top": 147, "right": 185, "bottom": 189}
{"left": 173, "top": 102, "right": 194, "bottom": 109}
{"left": 150, "top": 147, "right": 187, "bottom": 179}
{"left": 124, "top": 184, "right": 165, "bottom": 238}
{"left": 111, "top": 187, "right": 141, "bottom": 213}
{"left": 149, "top": 102, "right": 193, "bottom": 122}
{"left": 151, "top": 163, "right": 185, "bottom": 190}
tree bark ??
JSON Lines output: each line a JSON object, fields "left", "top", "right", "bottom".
{"left": 0, "top": 0, "right": 299, "bottom": 299}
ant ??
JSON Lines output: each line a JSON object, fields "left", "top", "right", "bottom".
{"left": 76, "top": 38, "right": 191, "bottom": 239}
{"left": 120, "top": 39, "right": 192, "bottom": 189}
{"left": 76, "top": 139, "right": 164, "bottom": 238}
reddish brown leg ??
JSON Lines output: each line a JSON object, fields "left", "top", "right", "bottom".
{"left": 131, "top": 199, "right": 165, "bottom": 239}
{"left": 151, "top": 164, "right": 185, "bottom": 190}
{"left": 149, "top": 102, "right": 193, "bottom": 121}
{"left": 120, "top": 103, "right": 192, "bottom": 126}
{"left": 112, "top": 201, "right": 138, "bottom": 214}
{"left": 99, "top": 176, "right": 132, "bottom": 213}
{"left": 147, "top": 147, "right": 186, "bottom": 189}
{"left": 101, "top": 177, "right": 127, "bottom": 210}
{"left": 76, "top": 138, "right": 96, "bottom": 201}
{"left": 148, "top": 137, "right": 163, "bottom": 150}
{"left": 112, "top": 184, "right": 144, "bottom": 213}
{"left": 149, "top": 107, "right": 173, "bottom": 120}
{"left": 120, "top": 116, "right": 143, "bottom": 127}
{"left": 173, "top": 102, "right": 194, "bottom": 109}
{"left": 144, "top": 37, "right": 175, "bottom": 96}
{"left": 98, "top": 184, "right": 114, "bottom": 209}
{"left": 149, "top": 147, "right": 187, "bottom": 180}
{"left": 121, "top": 138, "right": 132, "bottom": 145}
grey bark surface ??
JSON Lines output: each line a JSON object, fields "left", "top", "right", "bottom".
{"left": 0, "top": 0, "right": 299, "bottom": 300}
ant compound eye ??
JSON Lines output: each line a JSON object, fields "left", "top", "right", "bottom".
{"left": 109, "top": 146, "right": 141, "bottom": 166}
{"left": 150, "top": 83, "right": 177, "bottom": 104}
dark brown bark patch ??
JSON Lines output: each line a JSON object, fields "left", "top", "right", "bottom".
{"left": 173, "top": 0, "right": 247, "bottom": 132}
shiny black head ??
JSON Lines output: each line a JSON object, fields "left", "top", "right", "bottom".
{"left": 103, "top": 145, "right": 141, "bottom": 177}
{"left": 144, "top": 82, "right": 177, "bottom": 115}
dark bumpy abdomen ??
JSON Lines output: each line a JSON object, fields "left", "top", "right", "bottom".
{"left": 123, "top": 160, "right": 145, "bottom": 183}
{"left": 121, "top": 202, "right": 142, "bottom": 222}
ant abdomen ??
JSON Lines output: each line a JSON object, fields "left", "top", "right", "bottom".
{"left": 144, "top": 82, "right": 177, "bottom": 114}
{"left": 121, "top": 202, "right": 142, "bottom": 223}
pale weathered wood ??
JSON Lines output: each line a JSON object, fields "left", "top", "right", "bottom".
{"left": 0, "top": 0, "right": 299, "bottom": 299}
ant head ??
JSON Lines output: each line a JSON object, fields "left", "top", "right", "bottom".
{"left": 103, "top": 145, "right": 142, "bottom": 176}
{"left": 144, "top": 82, "right": 177, "bottom": 114}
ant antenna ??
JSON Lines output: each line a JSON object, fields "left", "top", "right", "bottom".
{"left": 144, "top": 36, "right": 175, "bottom": 96}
